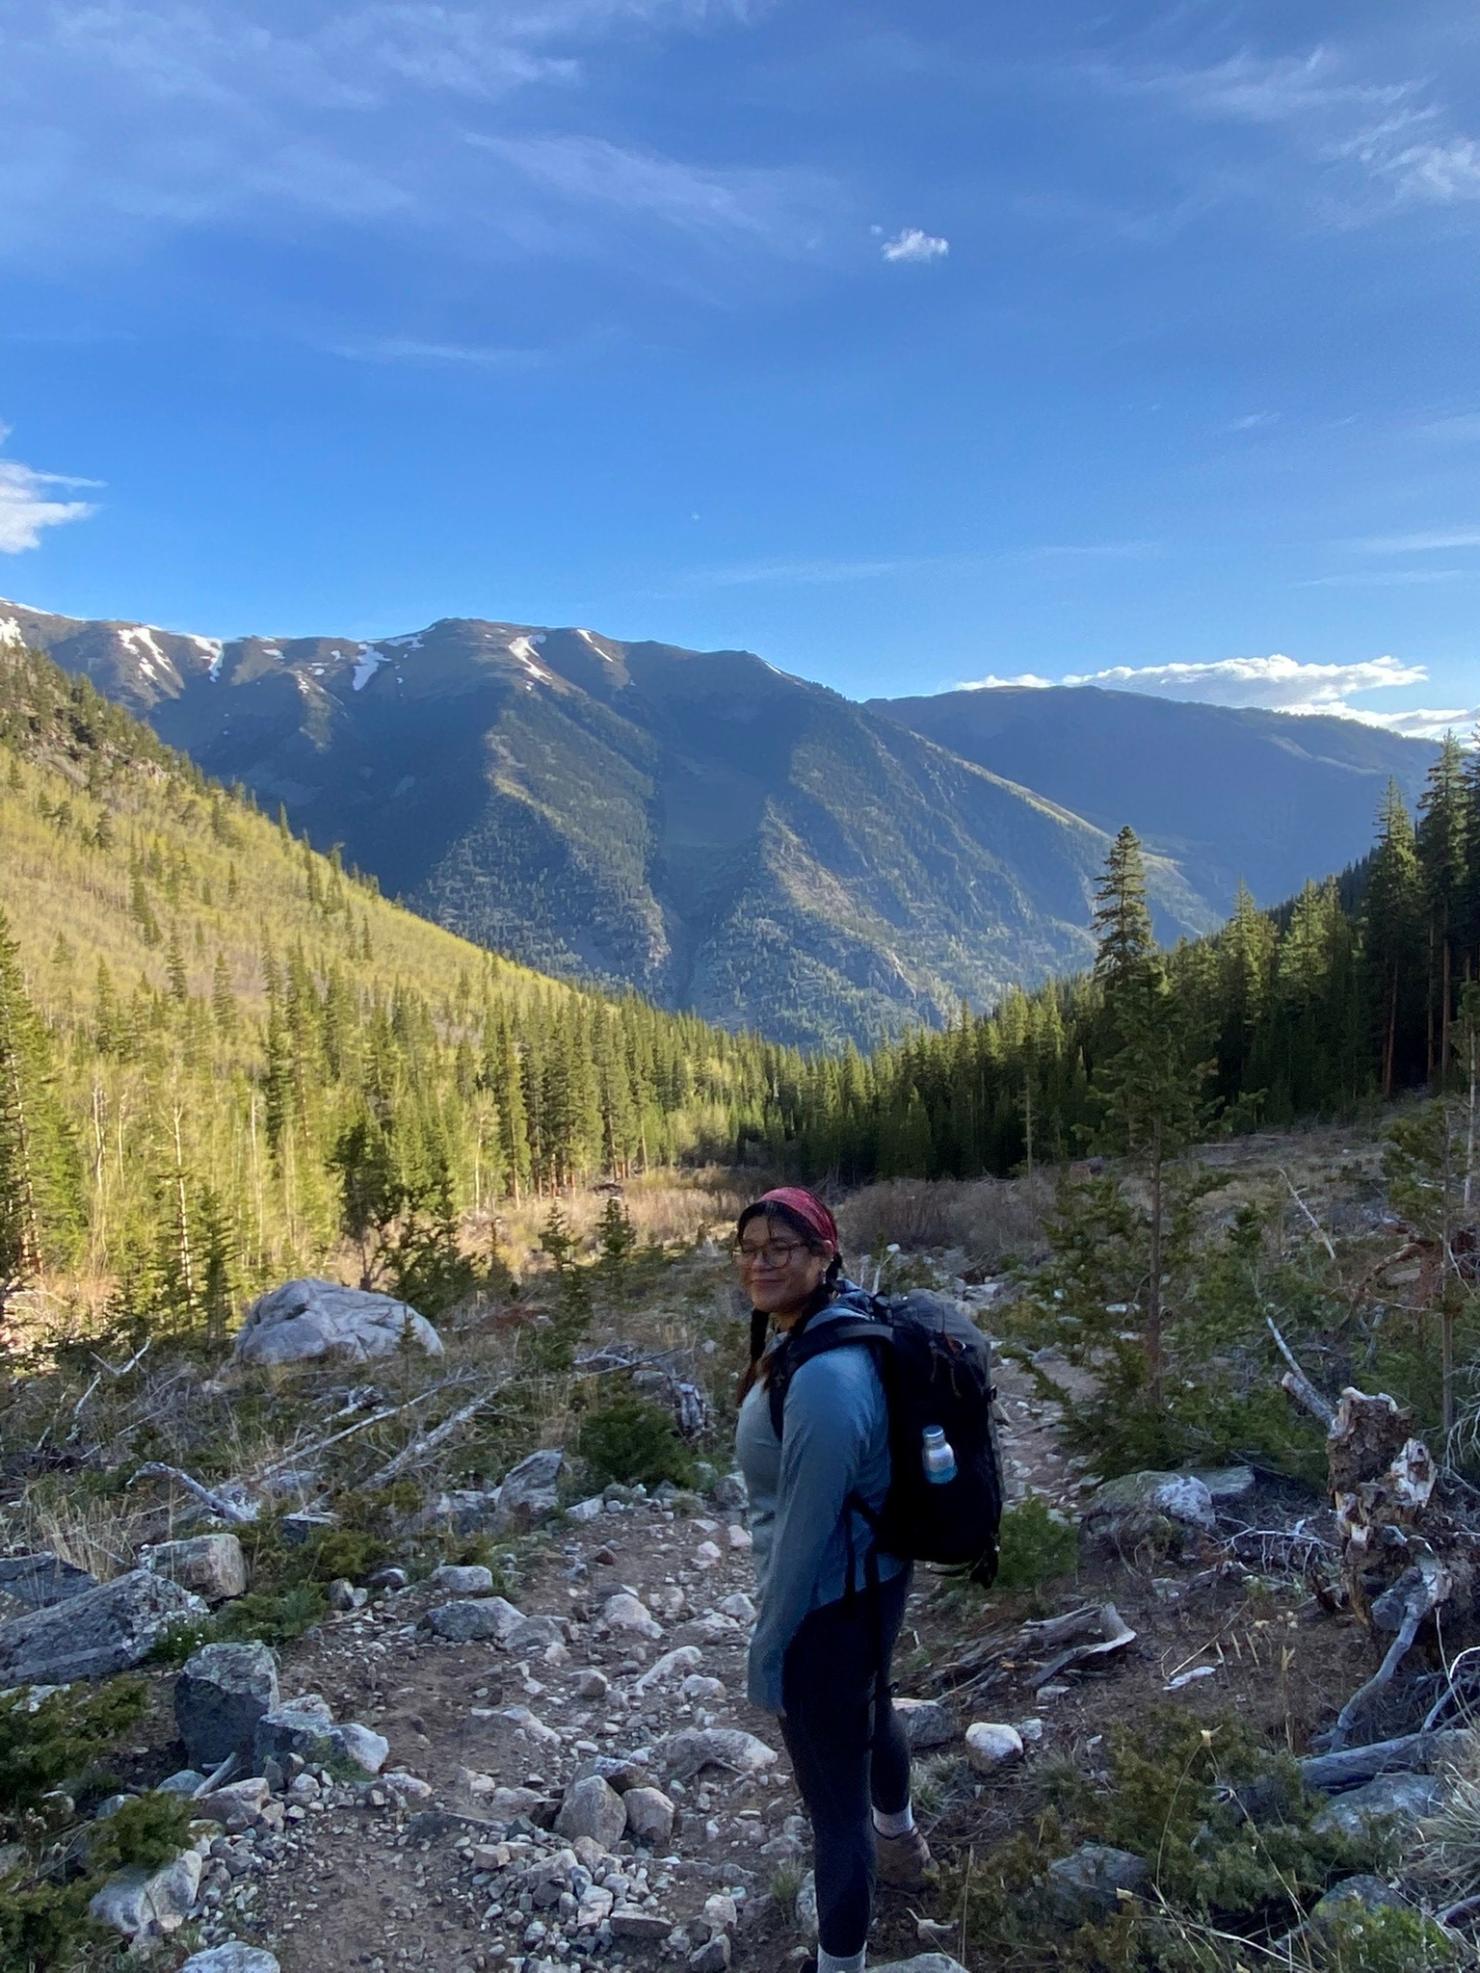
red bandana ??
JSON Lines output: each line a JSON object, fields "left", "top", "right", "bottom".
{"left": 738, "top": 1186, "right": 839, "bottom": 1255}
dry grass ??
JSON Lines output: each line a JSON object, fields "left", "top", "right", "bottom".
{"left": 838, "top": 1174, "right": 1049, "bottom": 1273}
{"left": 20, "top": 1490, "right": 161, "bottom": 1582}
{"left": 495, "top": 1168, "right": 753, "bottom": 1269}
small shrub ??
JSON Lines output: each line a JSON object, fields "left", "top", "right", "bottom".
{"left": 994, "top": 1496, "right": 1079, "bottom": 1592}
{"left": 0, "top": 1679, "right": 149, "bottom": 1829}
{"left": 213, "top": 1581, "right": 326, "bottom": 1645}
{"left": 575, "top": 1388, "right": 697, "bottom": 1490}
{"left": 88, "top": 1792, "right": 194, "bottom": 1873}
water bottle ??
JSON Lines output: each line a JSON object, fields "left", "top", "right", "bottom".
{"left": 922, "top": 1425, "right": 956, "bottom": 1485}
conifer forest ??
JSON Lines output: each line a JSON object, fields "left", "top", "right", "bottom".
{"left": 3, "top": 634, "right": 1480, "bottom": 1330}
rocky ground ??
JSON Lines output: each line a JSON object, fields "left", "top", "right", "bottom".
{"left": 7, "top": 1187, "right": 1472, "bottom": 1973}
{"left": 172, "top": 1352, "right": 1086, "bottom": 1973}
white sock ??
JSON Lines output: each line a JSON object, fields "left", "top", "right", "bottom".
{"left": 872, "top": 1802, "right": 915, "bottom": 1838}
{"left": 817, "top": 1951, "right": 866, "bottom": 1973}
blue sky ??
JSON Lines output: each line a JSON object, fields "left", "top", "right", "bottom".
{"left": 2, "top": 0, "right": 1478, "bottom": 735}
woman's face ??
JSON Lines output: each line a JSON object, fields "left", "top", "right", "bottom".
{"left": 736, "top": 1213, "right": 830, "bottom": 1317}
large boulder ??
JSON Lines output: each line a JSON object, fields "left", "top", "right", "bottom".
{"left": 233, "top": 1278, "right": 442, "bottom": 1365}
{"left": 0, "top": 1552, "right": 97, "bottom": 1611}
{"left": 0, "top": 1569, "right": 206, "bottom": 1684}
{"left": 179, "top": 1949, "right": 281, "bottom": 1973}
{"left": 1311, "top": 1771, "right": 1444, "bottom": 1840}
{"left": 254, "top": 1695, "right": 387, "bottom": 1775}
{"left": 493, "top": 1448, "right": 564, "bottom": 1533}
{"left": 88, "top": 1850, "right": 203, "bottom": 1939}
{"left": 426, "top": 1597, "right": 527, "bottom": 1645}
{"left": 893, "top": 1698, "right": 955, "bottom": 1750}
{"left": 873, "top": 1961, "right": 972, "bottom": 1973}
{"left": 176, "top": 1641, "right": 280, "bottom": 1768}
{"left": 654, "top": 1727, "right": 778, "bottom": 1781}
{"left": 554, "top": 1774, "right": 627, "bottom": 1848}
{"left": 1045, "top": 1843, "right": 1150, "bottom": 1926}
{"left": 1083, "top": 1471, "right": 1216, "bottom": 1543}
{"left": 143, "top": 1533, "right": 247, "bottom": 1603}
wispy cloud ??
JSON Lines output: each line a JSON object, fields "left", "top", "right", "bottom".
{"left": 955, "top": 652, "right": 1466, "bottom": 739}
{"left": 1353, "top": 528, "right": 1480, "bottom": 554}
{"left": 326, "top": 336, "right": 549, "bottom": 367}
{"left": 0, "top": 2, "right": 803, "bottom": 283}
{"left": 672, "top": 538, "right": 1157, "bottom": 591}
{"left": 1298, "top": 568, "right": 1467, "bottom": 588}
{"left": 675, "top": 553, "right": 942, "bottom": 590}
{"left": 879, "top": 226, "right": 949, "bottom": 264}
{"left": 1085, "top": 42, "right": 1480, "bottom": 226}
{"left": 0, "top": 424, "right": 100, "bottom": 553}
{"left": 468, "top": 132, "right": 832, "bottom": 258}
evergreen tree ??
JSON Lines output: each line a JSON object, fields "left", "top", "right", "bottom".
{"left": 1364, "top": 783, "right": 1424, "bottom": 1097}
{"left": 0, "top": 907, "right": 83, "bottom": 1303}
{"left": 1418, "top": 735, "right": 1470, "bottom": 1077}
{"left": 1090, "top": 834, "right": 1212, "bottom": 1403}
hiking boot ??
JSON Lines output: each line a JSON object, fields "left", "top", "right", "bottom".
{"left": 875, "top": 1823, "right": 934, "bottom": 1889}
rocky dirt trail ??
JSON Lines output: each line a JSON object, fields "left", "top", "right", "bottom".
{"left": 175, "top": 1349, "right": 1096, "bottom": 1973}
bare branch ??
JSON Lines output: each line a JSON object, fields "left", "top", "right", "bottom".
{"left": 1279, "top": 1167, "right": 1336, "bottom": 1264}
{"left": 359, "top": 1384, "right": 508, "bottom": 1491}
{"left": 1266, "top": 1312, "right": 1336, "bottom": 1427}
{"left": 132, "top": 1462, "right": 260, "bottom": 1525}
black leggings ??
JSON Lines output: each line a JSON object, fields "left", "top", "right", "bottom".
{"left": 779, "top": 1566, "right": 913, "bottom": 1959}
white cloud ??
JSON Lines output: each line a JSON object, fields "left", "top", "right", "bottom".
{"left": 880, "top": 226, "right": 949, "bottom": 264}
{"left": 0, "top": 3, "right": 807, "bottom": 281}
{"left": 961, "top": 672, "right": 1055, "bottom": 690}
{"left": 326, "top": 335, "right": 546, "bottom": 367}
{"left": 470, "top": 133, "right": 831, "bottom": 257}
{"left": 1299, "top": 568, "right": 1466, "bottom": 588}
{"left": 1053, "top": 653, "right": 1428, "bottom": 708}
{"left": 1088, "top": 43, "right": 1480, "bottom": 226}
{"left": 1355, "top": 528, "right": 1480, "bottom": 554}
{"left": 0, "top": 429, "right": 99, "bottom": 552}
{"left": 954, "top": 652, "right": 1477, "bottom": 740}
{"left": 1324, "top": 703, "right": 1480, "bottom": 741}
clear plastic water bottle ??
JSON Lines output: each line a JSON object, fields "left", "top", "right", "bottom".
{"left": 922, "top": 1425, "right": 956, "bottom": 1485}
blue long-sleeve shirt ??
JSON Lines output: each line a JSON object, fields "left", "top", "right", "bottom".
{"left": 735, "top": 1290, "right": 904, "bottom": 1713}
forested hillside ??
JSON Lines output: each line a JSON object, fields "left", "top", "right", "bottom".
{"left": 0, "top": 641, "right": 807, "bottom": 1326}
{"left": 0, "top": 601, "right": 1216, "bottom": 1048}
{"left": 4, "top": 626, "right": 1478, "bottom": 1345}
{"left": 788, "top": 737, "right": 1480, "bottom": 1183}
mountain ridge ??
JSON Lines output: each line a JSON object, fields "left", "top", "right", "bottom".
{"left": 1, "top": 597, "right": 1432, "bottom": 1048}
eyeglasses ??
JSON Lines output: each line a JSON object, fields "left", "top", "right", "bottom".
{"left": 732, "top": 1239, "right": 810, "bottom": 1269}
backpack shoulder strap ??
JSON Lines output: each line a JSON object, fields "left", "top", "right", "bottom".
{"left": 766, "top": 1316, "right": 889, "bottom": 1440}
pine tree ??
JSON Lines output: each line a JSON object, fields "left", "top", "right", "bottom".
{"left": 211, "top": 952, "right": 236, "bottom": 1037}
{"left": 1089, "top": 834, "right": 1211, "bottom": 1403}
{"left": 1364, "top": 783, "right": 1424, "bottom": 1097}
{"left": 0, "top": 907, "right": 83, "bottom": 1304}
{"left": 1418, "top": 735, "right": 1470, "bottom": 1078}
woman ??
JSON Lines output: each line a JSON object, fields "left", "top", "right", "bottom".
{"left": 734, "top": 1185, "right": 931, "bottom": 1973}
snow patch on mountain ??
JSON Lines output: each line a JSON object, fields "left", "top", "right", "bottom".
{"left": 508, "top": 635, "right": 552, "bottom": 683}
{"left": 187, "top": 633, "right": 225, "bottom": 680}
{"left": 0, "top": 617, "right": 23, "bottom": 646}
{"left": 352, "top": 642, "right": 388, "bottom": 692}
{"left": 576, "top": 627, "right": 614, "bottom": 662}
{"left": 118, "top": 624, "right": 174, "bottom": 686}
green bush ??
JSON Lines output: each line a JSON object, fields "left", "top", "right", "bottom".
{"left": 0, "top": 1679, "right": 149, "bottom": 1830}
{"left": 0, "top": 1680, "right": 194, "bottom": 1973}
{"left": 88, "top": 1792, "right": 194, "bottom": 1873}
{"left": 952, "top": 1709, "right": 1386, "bottom": 1972}
{"left": 994, "top": 1495, "right": 1079, "bottom": 1592}
{"left": 575, "top": 1388, "right": 696, "bottom": 1490}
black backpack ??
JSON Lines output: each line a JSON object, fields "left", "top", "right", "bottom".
{"left": 767, "top": 1290, "right": 1005, "bottom": 1588}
